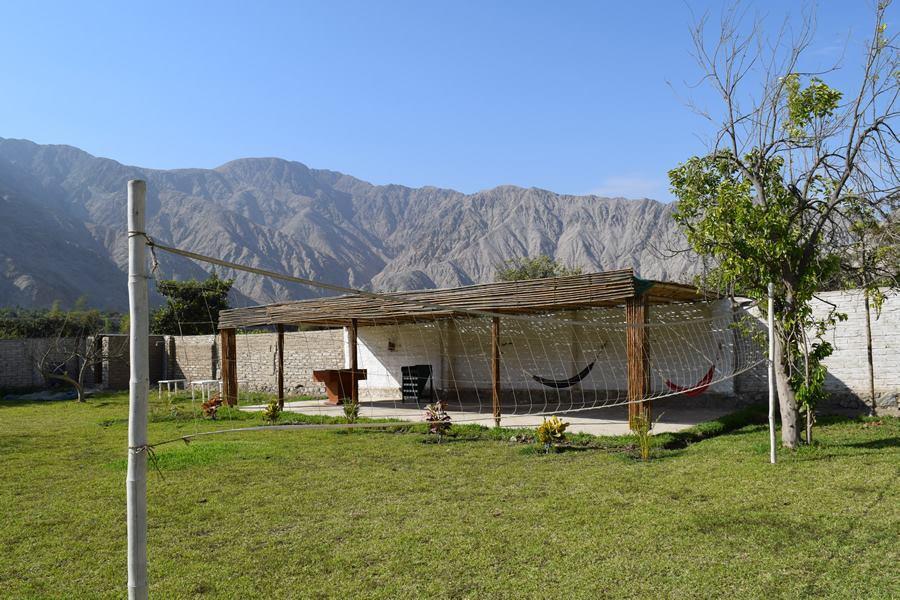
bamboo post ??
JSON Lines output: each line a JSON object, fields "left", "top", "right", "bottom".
{"left": 276, "top": 324, "right": 285, "bottom": 409}
{"left": 768, "top": 282, "right": 777, "bottom": 464}
{"left": 221, "top": 328, "right": 237, "bottom": 406}
{"left": 626, "top": 294, "right": 650, "bottom": 430}
{"left": 126, "top": 180, "right": 149, "bottom": 600}
{"left": 492, "top": 316, "right": 501, "bottom": 427}
{"left": 350, "top": 318, "right": 359, "bottom": 405}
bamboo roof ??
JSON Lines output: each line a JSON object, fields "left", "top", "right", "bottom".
{"left": 217, "top": 268, "right": 711, "bottom": 329}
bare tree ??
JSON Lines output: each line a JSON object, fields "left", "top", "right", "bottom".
{"left": 36, "top": 324, "right": 126, "bottom": 403}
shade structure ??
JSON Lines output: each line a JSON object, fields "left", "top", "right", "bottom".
{"left": 217, "top": 269, "right": 711, "bottom": 329}
{"left": 214, "top": 269, "right": 719, "bottom": 430}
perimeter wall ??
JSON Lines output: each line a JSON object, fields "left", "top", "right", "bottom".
{"left": 1, "top": 289, "right": 897, "bottom": 414}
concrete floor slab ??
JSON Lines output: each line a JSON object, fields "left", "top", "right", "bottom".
{"left": 241, "top": 398, "right": 734, "bottom": 436}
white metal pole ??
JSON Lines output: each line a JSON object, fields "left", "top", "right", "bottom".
{"left": 127, "top": 180, "right": 149, "bottom": 600}
{"left": 767, "top": 282, "right": 777, "bottom": 465}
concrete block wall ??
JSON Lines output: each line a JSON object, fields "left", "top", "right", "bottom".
{"left": 101, "top": 336, "right": 130, "bottom": 389}
{"left": 164, "top": 330, "right": 344, "bottom": 396}
{"left": 818, "top": 290, "right": 900, "bottom": 397}
{"left": 234, "top": 329, "right": 343, "bottom": 395}
{"left": 0, "top": 338, "right": 84, "bottom": 389}
{"left": 2, "top": 288, "right": 896, "bottom": 409}
{"left": 735, "top": 289, "right": 900, "bottom": 410}
{"left": 168, "top": 335, "right": 218, "bottom": 383}
{"left": 98, "top": 335, "right": 165, "bottom": 390}
{"left": 353, "top": 321, "right": 447, "bottom": 400}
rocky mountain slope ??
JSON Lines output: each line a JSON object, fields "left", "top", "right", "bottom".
{"left": 0, "top": 137, "right": 697, "bottom": 310}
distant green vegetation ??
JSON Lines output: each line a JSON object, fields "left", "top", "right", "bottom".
{"left": 0, "top": 274, "right": 237, "bottom": 339}
{"left": 494, "top": 255, "right": 583, "bottom": 281}
{"left": 0, "top": 302, "right": 121, "bottom": 339}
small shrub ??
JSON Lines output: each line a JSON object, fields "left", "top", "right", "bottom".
{"left": 263, "top": 398, "right": 281, "bottom": 424}
{"left": 343, "top": 398, "right": 360, "bottom": 424}
{"left": 631, "top": 411, "right": 654, "bottom": 461}
{"left": 168, "top": 403, "right": 181, "bottom": 419}
{"left": 536, "top": 416, "right": 569, "bottom": 452}
{"left": 424, "top": 401, "right": 451, "bottom": 441}
{"left": 201, "top": 394, "right": 223, "bottom": 420}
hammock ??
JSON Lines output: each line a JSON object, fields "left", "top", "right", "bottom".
{"left": 532, "top": 362, "right": 596, "bottom": 389}
{"left": 664, "top": 364, "right": 715, "bottom": 397}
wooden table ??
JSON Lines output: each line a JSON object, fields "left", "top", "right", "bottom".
{"left": 312, "top": 369, "right": 367, "bottom": 405}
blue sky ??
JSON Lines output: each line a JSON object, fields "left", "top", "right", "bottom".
{"left": 0, "top": 1, "right": 885, "bottom": 200}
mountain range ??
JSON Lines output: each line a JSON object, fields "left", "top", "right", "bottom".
{"left": 0, "top": 137, "right": 698, "bottom": 311}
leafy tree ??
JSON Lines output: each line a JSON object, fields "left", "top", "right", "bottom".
{"left": 151, "top": 273, "right": 234, "bottom": 335}
{"left": 494, "top": 255, "right": 583, "bottom": 281}
{"left": 669, "top": 3, "right": 898, "bottom": 448}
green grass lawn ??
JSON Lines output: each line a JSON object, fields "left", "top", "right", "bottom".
{"left": 0, "top": 392, "right": 897, "bottom": 599}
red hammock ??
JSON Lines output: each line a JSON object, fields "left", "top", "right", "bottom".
{"left": 664, "top": 364, "right": 715, "bottom": 397}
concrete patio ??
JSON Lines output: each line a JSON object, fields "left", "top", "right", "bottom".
{"left": 242, "top": 397, "right": 738, "bottom": 436}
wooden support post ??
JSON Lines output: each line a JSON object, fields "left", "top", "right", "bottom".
{"left": 276, "top": 324, "right": 285, "bottom": 409}
{"left": 350, "top": 318, "right": 359, "bottom": 405}
{"left": 626, "top": 294, "right": 650, "bottom": 430}
{"left": 492, "top": 316, "right": 501, "bottom": 427}
{"left": 220, "top": 328, "right": 237, "bottom": 406}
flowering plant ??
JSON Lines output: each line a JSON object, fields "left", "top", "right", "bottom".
{"left": 424, "top": 401, "right": 451, "bottom": 439}
{"left": 536, "top": 416, "right": 569, "bottom": 451}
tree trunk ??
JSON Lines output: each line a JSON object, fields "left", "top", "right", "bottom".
{"left": 802, "top": 327, "right": 811, "bottom": 445}
{"left": 45, "top": 372, "right": 85, "bottom": 402}
{"left": 864, "top": 294, "right": 877, "bottom": 415}
{"left": 773, "top": 334, "right": 800, "bottom": 449}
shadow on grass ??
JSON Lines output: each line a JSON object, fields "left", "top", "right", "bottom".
{"left": 0, "top": 394, "right": 82, "bottom": 409}
{"left": 518, "top": 443, "right": 625, "bottom": 456}
{"left": 841, "top": 436, "right": 899, "bottom": 450}
{"left": 655, "top": 406, "right": 769, "bottom": 451}
{"left": 0, "top": 389, "right": 125, "bottom": 409}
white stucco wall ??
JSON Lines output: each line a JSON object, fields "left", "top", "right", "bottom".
{"left": 345, "top": 300, "right": 742, "bottom": 403}
{"left": 736, "top": 288, "right": 900, "bottom": 404}
{"left": 345, "top": 321, "right": 447, "bottom": 400}
{"left": 815, "top": 289, "right": 900, "bottom": 396}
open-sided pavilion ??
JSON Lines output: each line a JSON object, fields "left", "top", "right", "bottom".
{"left": 217, "top": 268, "right": 712, "bottom": 427}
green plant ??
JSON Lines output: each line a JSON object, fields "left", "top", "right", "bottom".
{"left": 168, "top": 395, "right": 181, "bottom": 418}
{"left": 792, "top": 332, "right": 836, "bottom": 444}
{"left": 536, "top": 416, "right": 569, "bottom": 452}
{"left": 342, "top": 398, "right": 360, "bottom": 423}
{"left": 424, "top": 401, "right": 451, "bottom": 440}
{"left": 151, "top": 273, "right": 234, "bottom": 335}
{"left": 631, "top": 411, "right": 654, "bottom": 461}
{"left": 263, "top": 398, "right": 281, "bottom": 424}
{"left": 494, "top": 255, "right": 582, "bottom": 282}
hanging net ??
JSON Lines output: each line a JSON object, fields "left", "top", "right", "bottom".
{"left": 142, "top": 237, "right": 767, "bottom": 431}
